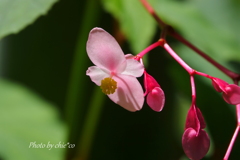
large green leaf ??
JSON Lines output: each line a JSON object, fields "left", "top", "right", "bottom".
{"left": 101, "top": 0, "right": 156, "bottom": 53}
{"left": 0, "top": 79, "right": 66, "bottom": 160}
{"left": 0, "top": 0, "right": 57, "bottom": 40}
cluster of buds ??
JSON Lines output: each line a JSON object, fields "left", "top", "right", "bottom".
{"left": 86, "top": 27, "right": 240, "bottom": 159}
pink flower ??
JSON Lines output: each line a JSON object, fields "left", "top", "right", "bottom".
{"left": 143, "top": 71, "right": 165, "bottom": 111}
{"left": 212, "top": 77, "right": 240, "bottom": 105}
{"left": 86, "top": 27, "right": 144, "bottom": 112}
{"left": 182, "top": 105, "right": 210, "bottom": 160}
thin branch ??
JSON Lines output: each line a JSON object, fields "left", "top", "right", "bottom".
{"left": 190, "top": 75, "right": 196, "bottom": 104}
{"left": 140, "top": 0, "right": 240, "bottom": 81}
{"left": 163, "top": 42, "right": 193, "bottom": 75}
{"left": 169, "top": 29, "right": 240, "bottom": 81}
{"left": 136, "top": 40, "right": 163, "bottom": 59}
{"left": 223, "top": 125, "right": 240, "bottom": 160}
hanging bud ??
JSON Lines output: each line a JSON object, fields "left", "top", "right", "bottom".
{"left": 144, "top": 71, "right": 165, "bottom": 112}
{"left": 182, "top": 105, "right": 210, "bottom": 160}
{"left": 211, "top": 77, "right": 240, "bottom": 105}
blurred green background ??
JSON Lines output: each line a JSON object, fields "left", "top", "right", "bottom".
{"left": 0, "top": 0, "right": 240, "bottom": 159}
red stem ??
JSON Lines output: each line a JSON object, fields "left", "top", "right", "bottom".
{"left": 170, "top": 30, "right": 240, "bottom": 81}
{"left": 136, "top": 40, "right": 163, "bottom": 59}
{"left": 223, "top": 125, "right": 240, "bottom": 160}
{"left": 195, "top": 71, "right": 213, "bottom": 79}
{"left": 140, "top": 0, "right": 240, "bottom": 81}
{"left": 140, "top": 1, "right": 240, "bottom": 159}
{"left": 190, "top": 75, "right": 196, "bottom": 104}
{"left": 163, "top": 42, "right": 193, "bottom": 74}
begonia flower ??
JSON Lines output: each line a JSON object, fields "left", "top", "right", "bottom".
{"left": 212, "top": 77, "right": 240, "bottom": 105}
{"left": 182, "top": 105, "right": 210, "bottom": 160}
{"left": 144, "top": 71, "right": 165, "bottom": 112}
{"left": 86, "top": 27, "right": 145, "bottom": 112}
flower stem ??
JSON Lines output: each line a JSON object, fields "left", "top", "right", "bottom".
{"left": 140, "top": 0, "right": 240, "bottom": 81}
{"left": 223, "top": 125, "right": 240, "bottom": 160}
{"left": 223, "top": 105, "right": 240, "bottom": 160}
{"left": 169, "top": 30, "right": 240, "bottom": 81}
{"left": 195, "top": 71, "right": 213, "bottom": 79}
{"left": 140, "top": 1, "right": 240, "bottom": 159}
{"left": 163, "top": 42, "right": 193, "bottom": 74}
{"left": 136, "top": 40, "right": 163, "bottom": 59}
{"left": 190, "top": 75, "right": 196, "bottom": 104}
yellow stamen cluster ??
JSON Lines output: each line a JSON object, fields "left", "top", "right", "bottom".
{"left": 100, "top": 77, "right": 117, "bottom": 95}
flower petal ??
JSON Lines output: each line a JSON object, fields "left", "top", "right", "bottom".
{"left": 144, "top": 71, "right": 160, "bottom": 93}
{"left": 121, "top": 59, "right": 144, "bottom": 77}
{"left": 185, "top": 105, "right": 200, "bottom": 132}
{"left": 86, "top": 66, "right": 109, "bottom": 86}
{"left": 108, "top": 74, "right": 144, "bottom": 112}
{"left": 223, "top": 84, "right": 240, "bottom": 105}
{"left": 87, "top": 27, "right": 126, "bottom": 72}
{"left": 182, "top": 128, "right": 210, "bottom": 160}
{"left": 196, "top": 107, "right": 206, "bottom": 129}
{"left": 212, "top": 77, "right": 228, "bottom": 92}
{"left": 125, "top": 54, "right": 135, "bottom": 59}
{"left": 146, "top": 87, "right": 165, "bottom": 112}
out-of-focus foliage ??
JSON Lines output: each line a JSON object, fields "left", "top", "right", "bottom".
{"left": 102, "top": 0, "right": 156, "bottom": 53}
{"left": 0, "top": 0, "right": 57, "bottom": 39}
{"left": 0, "top": 79, "right": 66, "bottom": 160}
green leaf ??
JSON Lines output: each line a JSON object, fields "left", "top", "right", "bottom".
{"left": 0, "top": 79, "right": 66, "bottom": 160}
{"left": 101, "top": 0, "right": 156, "bottom": 53}
{"left": 0, "top": 0, "right": 57, "bottom": 40}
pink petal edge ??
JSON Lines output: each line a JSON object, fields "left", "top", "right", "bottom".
{"left": 108, "top": 74, "right": 144, "bottom": 112}
{"left": 86, "top": 27, "right": 126, "bottom": 73}
{"left": 121, "top": 59, "right": 144, "bottom": 77}
{"left": 86, "top": 66, "right": 109, "bottom": 86}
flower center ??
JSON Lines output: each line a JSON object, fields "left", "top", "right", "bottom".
{"left": 100, "top": 77, "right": 117, "bottom": 95}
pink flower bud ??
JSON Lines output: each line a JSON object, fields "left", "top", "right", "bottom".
{"left": 185, "top": 105, "right": 206, "bottom": 132}
{"left": 144, "top": 71, "right": 165, "bottom": 112}
{"left": 223, "top": 84, "right": 240, "bottom": 105}
{"left": 212, "top": 77, "right": 228, "bottom": 92}
{"left": 182, "top": 128, "right": 210, "bottom": 160}
{"left": 182, "top": 105, "right": 210, "bottom": 160}
{"left": 211, "top": 77, "right": 240, "bottom": 105}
